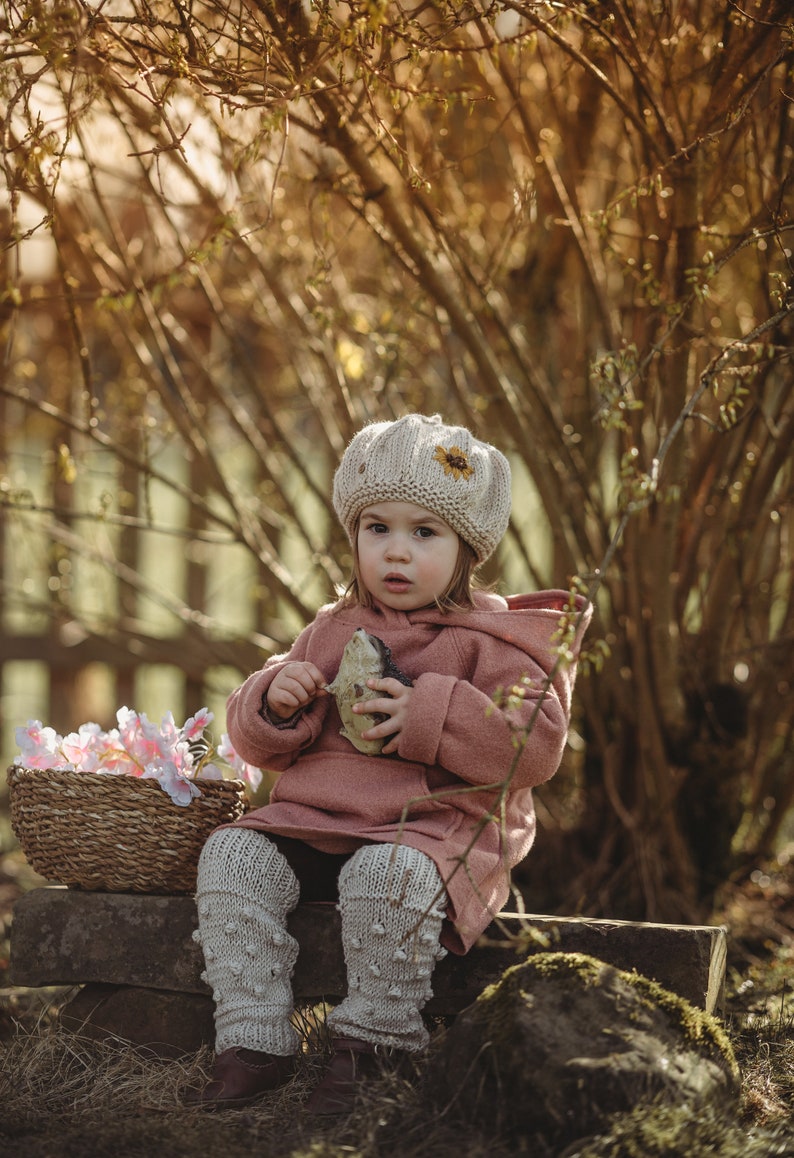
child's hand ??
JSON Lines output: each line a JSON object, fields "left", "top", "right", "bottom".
{"left": 354, "top": 678, "right": 414, "bottom": 755}
{"left": 267, "top": 662, "right": 327, "bottom": 720}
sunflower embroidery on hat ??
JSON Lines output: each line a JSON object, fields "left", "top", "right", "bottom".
{"left": 433, "top": 444, "right": 474, "bottom": 481}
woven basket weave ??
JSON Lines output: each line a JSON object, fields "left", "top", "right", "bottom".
{"left": 7, "top": 765, "right": 248, "bottom": 893}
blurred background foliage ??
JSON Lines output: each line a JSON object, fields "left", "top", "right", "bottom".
{"left": 1, "top": 0, "right": 792, "bottom": 922}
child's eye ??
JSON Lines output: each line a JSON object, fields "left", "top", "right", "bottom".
{"left": 415, "top": 526, "right": 435, "bottom": 539}
{"left": 366, "top": 522, "right": 388, "bottom": 534}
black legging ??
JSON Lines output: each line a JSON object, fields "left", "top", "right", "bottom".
{"left": 266, "top": 833, "right": 359, "bottom": 903}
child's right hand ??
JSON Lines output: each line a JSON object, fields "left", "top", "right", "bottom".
{"left": 267, "top": 662, "right": 328, "bottom": 720}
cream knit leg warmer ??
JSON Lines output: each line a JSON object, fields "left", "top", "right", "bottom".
{"left": 193, "top": 827, "right": 300, "bottom": 1057}
{"left": 328, "top": 843, "right": 448, "bottom": 1052}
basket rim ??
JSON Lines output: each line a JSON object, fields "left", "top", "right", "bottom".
{"left": 7, "top": 762, "right": 246, "bottom": 789}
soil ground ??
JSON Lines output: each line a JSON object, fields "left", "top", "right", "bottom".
{"left": 1, "top": 842, "right": 792, "bottom": 1157}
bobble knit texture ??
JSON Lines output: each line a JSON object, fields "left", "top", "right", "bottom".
{"left": 194, "top": 828, "right": 301, "bottom": 1057}
{"left": 332, "top": 413, "right": 512, "bottom": 563}
{"left": 194, "top": 831, "right": 447, "bottom": 1055}
{"left": 328, "top": 843, "right": 448, "bottom": 1052}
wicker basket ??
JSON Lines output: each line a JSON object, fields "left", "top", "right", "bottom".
{"left": 6, "top": 765, "right": 248, "bottom": 893}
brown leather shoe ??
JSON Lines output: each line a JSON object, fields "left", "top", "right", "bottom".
{"left": 183, "top": 1047, "right": 296, "bottom": 1110}
{"left": 305, "top": 1036, "right": 383, "bottom": 1117}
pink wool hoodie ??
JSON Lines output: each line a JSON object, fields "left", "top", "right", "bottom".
{"left": 226, "top": 589, "right": 591, "bottom": 953}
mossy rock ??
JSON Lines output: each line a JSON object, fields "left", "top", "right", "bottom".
{"left": 425, "top": 951, "right": 739, "bottom": 1146}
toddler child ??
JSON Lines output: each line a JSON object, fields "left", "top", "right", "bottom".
{"left": 187, "top": 413, "right": 591, "bottom": 1115}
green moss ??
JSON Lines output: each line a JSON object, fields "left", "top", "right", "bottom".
{"left": 572, "top": 1096, "right": 786, "bottom": 1158}
{"left": 617, "top": 963, "right": 738, "bottom": 1077}
{"left": 472, "top": 951, "right": 738, "bottom": 1078}
{"left": 522, "top": 949, "right": 606, "bottom": 986}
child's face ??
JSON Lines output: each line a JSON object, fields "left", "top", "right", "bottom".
{"left": 356, "top": 501, "right": 460, "bottom": 611}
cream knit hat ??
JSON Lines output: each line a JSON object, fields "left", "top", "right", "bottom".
{"left": 332, "top": 413, "right": 512, "bottom": 563}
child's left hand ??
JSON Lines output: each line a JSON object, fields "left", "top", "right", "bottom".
{"left": 353, "top": 678, "right": 414, "bottom": 756}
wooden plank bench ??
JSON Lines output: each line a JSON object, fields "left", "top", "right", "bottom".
{"left": 9, "top": 887, "right": 728, "bottom": 1056}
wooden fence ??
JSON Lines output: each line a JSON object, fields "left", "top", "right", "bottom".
{"left": 0, "top": 422, "right": 281, "bottom": 773}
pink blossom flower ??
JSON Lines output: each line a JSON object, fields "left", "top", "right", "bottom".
{"left": 116, "top": 707, "right": 169, "bottom": 769}
{"left": 14, "top": 722, "right": 67, "bottom": 770}
{"left": 14, "top": 706, "right": 248, "bottom": 805}
{"left": 195, "top": 761, "right": 223, "bottom": 781}
{"left": 142, "top": 759, "right": 201, "bottom": 806}
{"left": 217, "top": 733, "right": 263, "bottom": 792}
{"left": 182, "top": 708, "right": 213, "bottom": 742}
{"left": 156, "top": 710, "right": 180, "bottom": 751}
{"left": 61, "top": 723, "right": 106, "bottom": 772}
{"left": 91, "top": 732, "right": 140, "bottom": 776}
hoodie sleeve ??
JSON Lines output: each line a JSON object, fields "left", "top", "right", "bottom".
{"left": 397, "top": 602, "right": 589, "bottom": 791}
{"left": 225, "top": 619, "right": 333, "bottom": 772}
{"left": 397, "top": 656, "right": 568, "bottom": 790}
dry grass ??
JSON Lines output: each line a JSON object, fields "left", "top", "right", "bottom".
{"left": 2, "top": 974, "right": 793, "bottom": 1158}
{"left": 1, "top": 847, "right": 793, "bottom": 1157}
{"left": 0, "top": 1018, "right": 522, "bottom": 1158}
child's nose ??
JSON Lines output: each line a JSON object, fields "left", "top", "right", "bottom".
{"left": 385, "top": 536, "right": 410, "bottom": 560}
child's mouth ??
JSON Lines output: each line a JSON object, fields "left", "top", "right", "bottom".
{"left": 384, "top": 574, "right": 411, "bottom": 592}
